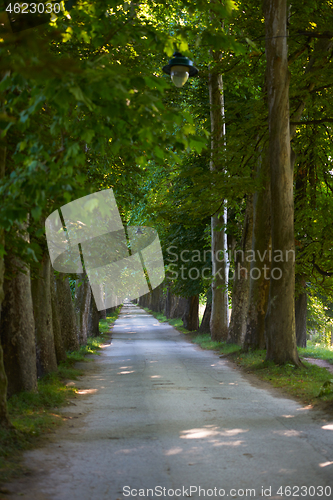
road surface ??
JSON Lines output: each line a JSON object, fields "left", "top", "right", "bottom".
{"left": 4, "top": 303, "right": 333, "bottom": 500}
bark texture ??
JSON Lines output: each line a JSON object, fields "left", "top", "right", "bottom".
{"left": 0, "top": 250, "right": 38, "bottom": 396}
{"left": 170, "top": 296, "right": 188, "bottom": 319}
{"left": 209, "top": 63, "right": 229, "bottom": 341}
{"left": 242, "top": 159, "right": 271, "bottom": 351}
{"left": 75, "top": 273, "right": 91, "bottom": 345}
{"left": 295, "top": 290, "right": 307, "bottom": 348}
{"left": 31, "top": 252, "right": 58, "bottom": 377}
{"left": 182, "top": 295, "right": 199, "bottom": 331}
{"left": 264, "top": 0, "right": 300, "bottom": 365}
{"left": 228, "top": 196, "right": 253, "bottom": 345}
{"left": 150, "top": 284, "right": 163, "bottom": 313}
{"left": 55, "top": 274, "right": 79, "bottom": 352}
{"left": 165, "top": 285, "right": 172, "bottom": 319}
{"left": 88, "top": 293, "right": 100, "bottom": 337}
{"left": 50, "top": 274, "right": 67, "bottom": 364}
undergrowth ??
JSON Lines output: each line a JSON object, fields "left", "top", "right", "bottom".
{"left": 0, "top": 307, "right": 120, "bottom": 483}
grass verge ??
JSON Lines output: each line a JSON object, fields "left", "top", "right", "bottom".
{"left": 0, "top": 307, "right": 121, "bottom": 484}
{"left": 144, "top": 308, "right": 333, "bottom": 412}
{"left": 299, "top": 342, "right": 333, "bottom": 364}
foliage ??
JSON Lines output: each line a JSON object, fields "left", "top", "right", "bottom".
{"left": 306, "top": 294, "right": 333, "bottom": 346}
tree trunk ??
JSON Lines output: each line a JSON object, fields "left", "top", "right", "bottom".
{"left": 171, "top": 296, "right": 187, "bottom": 319}
{"left": 75, "top": 272, "right": 91, "bottom": 345}
{"left": 242, "top": 156, "right": 271, "bottom": 351}
{"left": 264, "top": 0, "right": 301, "bottom": 366}
{"left": 99, "top": 309, "right": 107, "bottom": 320}
{"left": 31, "top": 252, "right": 58, "bottom": 377}
{"left": 55, "top": 274, "right": 80, "bottom": 352}
{"left": 199, "top": 290, "right": 212, "bottom": 333}
{"left": 0, "top": 249, "right": 38, "bottom": 396}
{"left": 94, "top": 283, "right": 106, "bottom": 319}
{"left": 88, "top": 293, "right": 100, "bottom": 337}
{"left": 50, "top": 273, "right": 67, "bottom": 364}
{"left": 228, "top": 195, "right": 253, "bottom": 345}
{"left": 209, "top": 61, "right": 229, "bottom": 342}
{"left": 165, "top": 285, "right": 172, "bottom": 318}
{"left": 295, "top": 289, "right": 307, "bottom": 348}
{"left": 150, "top": 284, "right": 162, "bottom": 312}
{"left": 0, "top": 142, "right": 11, "bottom": 426}
{"left": 182, "top": 295, "right": 199, "bottom": 331}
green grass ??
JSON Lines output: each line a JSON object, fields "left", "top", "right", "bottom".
{"left": 191, "top": 333, "right": 241, "bottom": 355}
{"left": 144, "top": 308, "right": 333, "bottom": 411}
{"left": 0, "top": 307, "right": 121, "bottom": 483}
{"left": 299, "top": 342, "right": 333, "bottom": 364}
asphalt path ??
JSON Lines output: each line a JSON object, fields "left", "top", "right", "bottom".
{"left": 5, "top": 303, "right": 333, "bottom": 500}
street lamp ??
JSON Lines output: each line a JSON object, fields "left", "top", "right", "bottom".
{"left": 162, "top": 52, "right": 199, "bottom": 88}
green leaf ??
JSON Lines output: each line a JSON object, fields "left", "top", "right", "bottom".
{"left": 31, "top": 206, "right": 42, "bottom": 220}
{"left": 69, "top": 87, "right": 94, "bottom": 110}
{"left": 81, "top": 129, "right": 95, "bottom": 143}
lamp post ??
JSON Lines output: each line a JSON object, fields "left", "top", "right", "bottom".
{"left": 162, "top": 52, "right": 199, "bottom": 88}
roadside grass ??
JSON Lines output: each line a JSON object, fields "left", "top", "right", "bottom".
{"left": 299, "top": 342, "right": 333, "bottom": 364}
{"left": 144, "top": 308, "right": 333, "bottom": 410}
{"left": 0, "top": 307, "right": 121, "bottom": 483}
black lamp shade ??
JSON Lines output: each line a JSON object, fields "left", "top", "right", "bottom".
{"left": 162, "top": 52, "right": 199, "bottom": 78}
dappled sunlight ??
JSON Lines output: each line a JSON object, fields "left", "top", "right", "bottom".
{"left": 319, "top": 461, "right": 333, "bottom": 467}
{"left": 77, "top": 389, "right": 98, "bottom": 395}
{"left": 150, "top": 375, "right": 162, "bottom": 378}
{"left": 180, "top": 426, "right": 248, "bottom": 441}
{"left": 212, "top": 440, "right": 245, "bottom": 447}
{"left": 273, "top": 430, "right": 302, "bottom": 437}
{"left": 165, "top": 447, "right": 183, "bottom": 456}
{"left": 281, "top": 415, "right": 295, "bottom": 418}
{"left": 322, "top": 424, "right": 333, "bottom": 430}
{"left": 117, "top": 371, "right": 135, "bottom": 375}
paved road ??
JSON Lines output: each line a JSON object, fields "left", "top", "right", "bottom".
{"left": 5, "top": 303, "right": 333, "bottom": 500}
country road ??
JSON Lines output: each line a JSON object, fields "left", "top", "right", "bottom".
{"left": 4, "top": 303, "right": 333, "bottom": 500}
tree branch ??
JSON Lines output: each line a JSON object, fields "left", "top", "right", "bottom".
{"left": 290, "top": 118, "right": 333, "bottom": 125}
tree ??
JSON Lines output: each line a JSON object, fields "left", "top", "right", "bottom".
{"left": 228, "top": 195, "right": 253, "bottom": 345}
{"left": 31, "top": 251, "right": 58, "bottom": 376}
{"left": 55, "top": 274, "right": 80, "bottom": 352}
{"left": 0, "top": 244, "right": 38, "bottom": 396}
{"left": 209, "top": 61, "right": 229, "bottom": 341}
{"left": 75, "top": 272, "right": 91, "bottom": 345}
{"left": 50, "top": 273, "right": 67, "bottom": 363}
{"left": 264, "top": 0, "right": 300, "bottom": 366}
